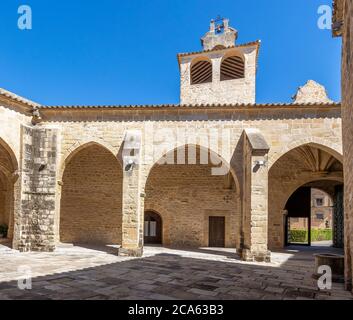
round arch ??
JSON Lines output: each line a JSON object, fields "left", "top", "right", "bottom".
{"left": 283, "top": 179, "right": 343, "bottom": 247}
{"left": 268, "top": 142, "right": 343, "bottom": 249}
{"left": 220, "top": 50, "right": 245, "bottom": 81}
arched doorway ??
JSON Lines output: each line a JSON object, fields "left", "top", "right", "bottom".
{"left": 144, "top": 145, "right": 240, "bottom": 248}
{"left": 144, "top": 211, "right": 162, "bottom": 244}
{"left": 268, "top": 143, "right": 343, "bottom": 249}
{"left": 284, "top": 182, "right": 343, "bottom": 247}
{"left": 60, "top": 143, "right": 123, "bottom": 245}
{"left": 0, "top": 139, "right": 17, "bottom": 243}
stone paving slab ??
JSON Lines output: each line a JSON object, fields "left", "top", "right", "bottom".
{"left": 0, "top": 244, "right": 351, "bottom": 300}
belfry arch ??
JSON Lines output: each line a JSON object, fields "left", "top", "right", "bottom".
{"left": 268, "top": 143, "right": 344, "bottom": 249}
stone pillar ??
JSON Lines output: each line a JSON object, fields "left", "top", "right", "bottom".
{"left": 118, "top": 131, "right": 144, "bottom": 257}
{"left": 240, "top": 129, "right": 271, "bottom": 262}
{"left": 13, "top": 125, "right": 58, "bottom": 252}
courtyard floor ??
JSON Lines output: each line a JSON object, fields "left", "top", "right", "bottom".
{"left": 0, "top": 241, "right": 352, "bottom": 300}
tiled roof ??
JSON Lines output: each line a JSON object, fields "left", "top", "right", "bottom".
{"left": 0, "top": 88, "right": 40, "bottom": 108}
{"left": 177, "top": 40, "right": 261, "bottom": 59}
{"left": 177, "top": 40, "right": 261, "bottom": 72}
{"left": 40, "top": 102, "right": 340, "bottom": 110}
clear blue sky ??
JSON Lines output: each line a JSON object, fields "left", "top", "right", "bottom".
{"left": 0, "top": 0, "right": 342, "bottom": 105}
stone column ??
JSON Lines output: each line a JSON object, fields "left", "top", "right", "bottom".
{"left": 13, "top": 125, "right": 58, "bottom": 252}
{"left": 240, "top": 129, "right": 271, "bottom": 262}
{"left": 118, "top": 130, "right": 144, "bottom": 257}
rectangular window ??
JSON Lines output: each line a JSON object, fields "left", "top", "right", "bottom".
{"left": 316, "top": 198, "right": 324, "bottom": 207}
{"left": 316, "top": 213, "right": 324, "bottom": 220}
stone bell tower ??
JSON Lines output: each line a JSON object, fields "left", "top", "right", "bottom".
{"left": 178, "top": 18, "right": 260, "bottom": 105}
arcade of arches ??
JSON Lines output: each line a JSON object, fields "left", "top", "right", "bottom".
{"left": 56, "top": 141, "right": 344, "bottom": 254}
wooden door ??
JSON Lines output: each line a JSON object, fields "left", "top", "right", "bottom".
{"left": 209, "top": 217, "right": 225, "bottom": 247}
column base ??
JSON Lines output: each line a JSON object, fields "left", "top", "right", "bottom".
{"left": 239, "top": 248, "right": 271, "bottom": 263}
{"left": 118, "top": 246, "right": 143, "bottom": 257}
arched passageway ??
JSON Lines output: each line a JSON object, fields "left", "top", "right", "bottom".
{"left": 60, "top": 143, "right": 123, "bottom": 245}
{"left": 0, "top": 139, "right": 17, "bottom": 242}
{"left": 144, "top": 145, "right": 240, "bottom": 248}
{"left": 268, "top": 143, "right": 343, "bottom": 249}
{"left": 284, "top": 182, "right": 343, "bottom": 247}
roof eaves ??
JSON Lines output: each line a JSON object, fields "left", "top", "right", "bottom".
{"left": 0, "top": 88, "right": 41, "bottom": 109}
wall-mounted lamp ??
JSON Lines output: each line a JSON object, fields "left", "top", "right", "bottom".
{"left": 255, "top": 160, "right": 267, "bottom": 167}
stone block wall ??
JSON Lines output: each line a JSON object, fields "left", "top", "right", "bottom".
{"left": 14, "top": 126, "right": 58, "bottom": 252}
{"left": 341, "top": 0, "right": 353, "bottom": 290}
{"left": 60, "top": 144, "right": 123, "bottom": 244}
{"left": 180, "top": 46, "right": 257, "bottom": 105}
{"left": 145, "top": 155, "right": 239, "bottom": 248}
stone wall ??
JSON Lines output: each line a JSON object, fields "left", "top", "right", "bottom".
{"left": 0, "top": 96, "right": 345, "bottom": 259}
{"left": 341, "top": 0, "right": 353, "bottom": 290}
{"left": 60, "top": 144, "right": 123, "bottom": 244}
{"left": 14, "top": 126, "right": 58, "bottom": 252}
{"left": 180, "top": 46, "right": 257, "bottom": 105}
{"left": 37, "top": 105, "right": 342, "bottom": 258}
{"left": 145, "top": 148, "right": 239, "bottom": 248}
{"left": 0, "top": 104, "right": 32, "bottom": 243}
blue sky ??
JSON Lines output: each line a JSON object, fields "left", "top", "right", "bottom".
{"left": 0, "top": 0, "right": 342, "bottom": 105}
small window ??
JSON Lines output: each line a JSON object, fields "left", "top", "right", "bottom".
{"left": 316, "top": 198, "right": 324, "bottom": 207}
{"left": 191, "top": 60, "right": 212, "bottom": 85}
{"left": 220, "top": 55, "right": 245, "bottom": 81}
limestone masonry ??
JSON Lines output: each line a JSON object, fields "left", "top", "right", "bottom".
{"left": 0, "top": 19, "right": 344, "bottom": 267}
{"left": 333, "top": 0, "right": 353, "bottom": 292}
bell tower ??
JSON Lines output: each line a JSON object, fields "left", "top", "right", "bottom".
{"left": 178, "top": 18, "right": 260, "bottom": 105}
{"left": 201, "top": 17, "right": 238, "bottom": 50}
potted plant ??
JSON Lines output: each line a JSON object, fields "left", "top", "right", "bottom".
{"left": 0, "top": 224, "right": 8, "bottom": 239}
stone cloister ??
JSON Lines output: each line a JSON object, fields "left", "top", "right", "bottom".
{"left": 0, "top": 19, "right": 344, "bottom": 263}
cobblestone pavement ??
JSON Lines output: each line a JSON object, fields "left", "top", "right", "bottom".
{"left": 0, "top": 242, "right": 352, "bottom": 300}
